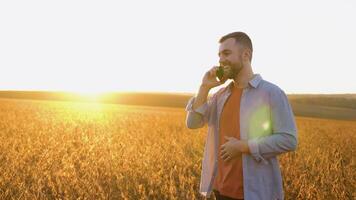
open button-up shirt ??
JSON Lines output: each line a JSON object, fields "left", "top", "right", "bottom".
{"left": 185, "top": 74, "right": 298, "bottom": 200}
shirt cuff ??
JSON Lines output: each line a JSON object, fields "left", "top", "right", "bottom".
{"left": 185, "top": 96, "right": 208, "bottom": 116}
{"left": 247, "top": 138, "right": 268, "bottom": 164}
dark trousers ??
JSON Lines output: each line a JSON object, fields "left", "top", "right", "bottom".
{"left": 213, "top": 189, "right": 244, "bottom": 200}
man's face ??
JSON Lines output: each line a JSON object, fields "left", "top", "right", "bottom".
{"left": 218, "top": 38, "right": 244, "bottom": 78}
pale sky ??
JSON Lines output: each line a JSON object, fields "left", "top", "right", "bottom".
{"left": 0, "top": 0, "right": 355, "bottom": 94}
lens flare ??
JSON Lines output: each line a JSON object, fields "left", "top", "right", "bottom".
{"left": 248, "top": 104, "right": 272, "bottom": 138}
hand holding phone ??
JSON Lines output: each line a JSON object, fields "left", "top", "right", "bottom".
{"left": 200, "top": 66, "right": 229, "bottom": 89}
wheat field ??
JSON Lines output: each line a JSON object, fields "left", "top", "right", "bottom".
{"left": 0, "top": 98, "right": 355, "bottom": 200}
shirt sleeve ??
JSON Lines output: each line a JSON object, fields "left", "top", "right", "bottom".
{"left": 248, "top": 87, "right": 298, "bottom": 163}
{"left": 185, "top": 93, "right": 216, "bottom": 129}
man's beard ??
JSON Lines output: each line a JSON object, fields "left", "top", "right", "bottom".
{"left": 227, "top": 61, "right": 243, "bottom": 79}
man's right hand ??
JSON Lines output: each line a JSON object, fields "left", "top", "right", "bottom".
{"left": 191, "top": 66, "right": 228, "bottom": 112}
{"left": 201, "top": 66, "right": 228, "bottom": 89}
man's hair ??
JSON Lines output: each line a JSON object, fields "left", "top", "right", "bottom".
{"left": 219, "top": 31, "right": 253, "bottom": 61}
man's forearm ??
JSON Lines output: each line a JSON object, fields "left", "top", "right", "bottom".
{"left": 192, "top": 85, "right": 210, "bottom": 110}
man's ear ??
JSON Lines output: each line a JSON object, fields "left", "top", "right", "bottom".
{"left": 242, "top": 49, "right": 252, "bottom": 63}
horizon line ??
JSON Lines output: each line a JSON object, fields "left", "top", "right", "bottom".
{"left": 0, "top": 89, "right": 355, "bottom": 96}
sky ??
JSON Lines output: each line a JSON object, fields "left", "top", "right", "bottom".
{"left": 0, "top": 0, "right": 355, "bottom": 94}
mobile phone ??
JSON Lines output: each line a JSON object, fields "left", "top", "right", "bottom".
{"left": 216, "top": 66, "right": 224, "bottom": 82}
{"left": 216, "top": 65, "right": 234, "bottom": 82}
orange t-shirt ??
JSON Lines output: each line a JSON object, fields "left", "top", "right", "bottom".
{"left": 213, "top": 86, "right": 244, "bottom": 199}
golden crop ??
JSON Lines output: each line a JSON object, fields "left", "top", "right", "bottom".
{"left": 0, "top": 99, "right": 354, "bottom": 199}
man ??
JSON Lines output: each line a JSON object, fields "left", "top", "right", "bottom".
{"left": 185, "top": 32, "right": 298, "bottom": 200}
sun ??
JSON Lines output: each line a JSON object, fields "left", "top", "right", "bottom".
{"left": 69, "top": 88, "right": 112, "bottom": 102}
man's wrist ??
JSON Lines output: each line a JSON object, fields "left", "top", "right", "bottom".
{"left": 199, "top": 84, "right": 211, "bottom": 91}
{"left": 242, "top": 141, "right": 250, "bottom": 154}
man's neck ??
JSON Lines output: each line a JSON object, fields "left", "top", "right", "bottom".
{"left": 233, "top": 64, "right": 255, "bottom": 88}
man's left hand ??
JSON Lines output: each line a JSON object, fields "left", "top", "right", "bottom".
{"left": 220, "top": 136, "right": 250, "bottom": 162}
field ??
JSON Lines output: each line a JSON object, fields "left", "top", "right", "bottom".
{"left": 0, "top": 98, "right": 355, "bottom": 199}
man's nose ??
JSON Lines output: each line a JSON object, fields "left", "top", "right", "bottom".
{"left": 219, "top": 58, "right": 227, "bottom": 66}
{"left": 219, "top": 57, "right": 225, "bottom": 65}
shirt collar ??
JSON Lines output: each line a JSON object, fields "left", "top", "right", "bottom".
{"left": 227, "top": 74, "right": 263, "bottom": 90}
{"left": 249, "top": 73, "right": 263, "bottom": 88}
